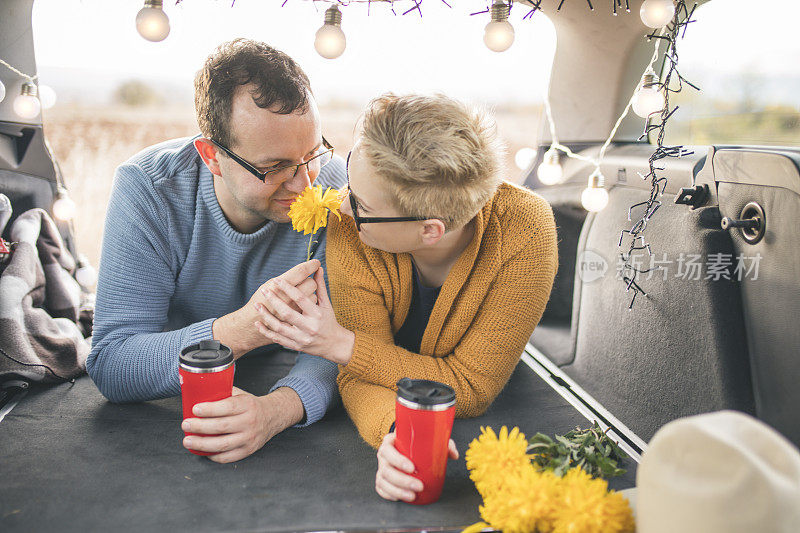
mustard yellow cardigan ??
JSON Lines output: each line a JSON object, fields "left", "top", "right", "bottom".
{"left": 327, "top": 181, "right": 558, "bottom": 448}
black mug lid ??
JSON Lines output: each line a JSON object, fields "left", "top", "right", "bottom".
{"left": 180, "top": 340, "right": 233, "bottom": 368}
{"left": 396, "top": 378, "right": 455, "bottom": 406}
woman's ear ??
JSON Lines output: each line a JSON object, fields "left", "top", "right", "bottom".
{"left": 419, "top": 219, "right": 446, "bottom": 246}
{"left": 194, "top": 138, "right": 222, "bottom": 176}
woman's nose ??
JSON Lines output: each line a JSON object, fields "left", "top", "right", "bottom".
{"left": 340, "top": 188, "right": 353, "bottom": 216}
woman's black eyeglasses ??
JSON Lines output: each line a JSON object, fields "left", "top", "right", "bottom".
{"left": 211, "top": 137, "right": 334, "bottom": 183}
{"left": 346, "top": 151, "right": 434, "bottom": 231}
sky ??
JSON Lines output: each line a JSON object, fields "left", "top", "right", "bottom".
{"left": 29, "top": 0, "right": 800, "bottom": 107}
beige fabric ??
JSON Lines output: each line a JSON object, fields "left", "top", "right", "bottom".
{"left": 636, "top": 410, "right": 800, "bottom": 533}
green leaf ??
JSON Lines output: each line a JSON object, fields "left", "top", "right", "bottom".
{"left": 556, "top": 435, "right": 575, "bottom": 448}
{"left": 528, "top": 433, "right": 554, "bottom": 445}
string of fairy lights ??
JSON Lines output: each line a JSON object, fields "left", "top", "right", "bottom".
{"left": 0, "top": 0, "right": 696, "bottom": 305}
{"left": 618, "top": 0, "right": 697, "bottom": 309}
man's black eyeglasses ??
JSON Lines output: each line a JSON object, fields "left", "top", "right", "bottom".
{"left": 211, "top": 137, "right": 334, "bottom": 183}
{"left": 346, "top": 151, "right": 434, "bottom": 231}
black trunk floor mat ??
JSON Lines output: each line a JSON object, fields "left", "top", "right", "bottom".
{"left": 0, "top": 349, "right": 637, "bottom": 532}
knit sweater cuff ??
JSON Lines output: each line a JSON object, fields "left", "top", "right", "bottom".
{"left": 344, "top": 331, "right": 378, "bottom": 379}
{"left": 269, "top": 376, "right": 326, "bottom": 428}
{"left": 185, "top": 318, "right": 215, "bottom": 347}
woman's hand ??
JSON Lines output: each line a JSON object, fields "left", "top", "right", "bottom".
{"left": 254, "top": 266, "right": 355, "bottom": 365}
{"left": 213, "top": 259, "right": 320, "bottom": 358}
{"left": 375, "top": 432, "right": 459, "bottom": 503}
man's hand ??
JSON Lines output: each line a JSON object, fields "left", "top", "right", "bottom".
{"left": 212, "top": 259, "right": 321, "bottom": 358}
{"left": 375, "top": 432, "right": 459, "bottom": 502}
{"left": 254, "top": 266, "right": 355, "bottom": 365}
{"left": 181, "top": 386, "right": 304, "bottom": 463}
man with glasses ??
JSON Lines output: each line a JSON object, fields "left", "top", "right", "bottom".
{"left": 87, "top": 39, "right": 346, "bottom": 462}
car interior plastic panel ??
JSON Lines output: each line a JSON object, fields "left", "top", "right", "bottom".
{"left": 0, "top": 0, "right": 62, "bottom": 238}
{"left": 713, "top": 147, "right": 800, "bottom": 446}
{"left": 0, "top": 347, "right": 637, "bottom": 532}
{"left": 0, "top": 124, "right": 59, "bottom": 235}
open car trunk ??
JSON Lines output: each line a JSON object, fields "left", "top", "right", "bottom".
{"left": 3, "top": 0, "right": 799, "bottom": 530}
{"left": 527, "top": 142, "right": 800, "bottom": 448}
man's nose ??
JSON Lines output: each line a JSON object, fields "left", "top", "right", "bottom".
{"left": 284, "top": 164, "right": 312, "bottom": 193}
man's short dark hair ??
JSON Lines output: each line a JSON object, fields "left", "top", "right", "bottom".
{"left": 194, "top": 38, "right": 312, "bottom": 148}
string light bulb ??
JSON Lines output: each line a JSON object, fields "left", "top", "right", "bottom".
{"left": 632, "top": 69, "right": 666, "bottom": 118}
{"left": 13, "top": 82, "right": 41, "bottom": 119}
{"left": 581, "top": 169, "right": 609, "bottom": 212}
{"left": 52, "top": 188, "right": 77, "bottom": 222}
{"left": 136, "top": 0, "right": 170, "bottom": 42}
{"left": 75, "top": 254, "right": 97, "bottom": 289}
{"left": 38, "top": 84, "right": 57, "bottom": 110}
{"left": 0, "top": 79, "right": 6, "bottom": 104}
{"left": 484, "top": 0, "right": 514, "bottom": 53}
{"left": 315, "top": 5, "right": 346, "bottom": 60}
{"left": 514, "top": 147, "right": 537, "bottom": 170}
{"left": 640, "top": 0, "right": 675, "bottom": 29}
{"left": 537, "top": 150, "right": 564, "bottom": 185}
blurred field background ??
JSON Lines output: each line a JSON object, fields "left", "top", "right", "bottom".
{"left": 43, "top": 92, "right": 800, "bottom": 275}
{"left": 43, "top": 100, "right": 542, "bottom": 270}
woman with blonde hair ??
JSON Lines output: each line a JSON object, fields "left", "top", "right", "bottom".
{"left": 255, "top": 93, "right": 558, "bottom": 502}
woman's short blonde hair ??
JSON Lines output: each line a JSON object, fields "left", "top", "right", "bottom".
{"left": 357, "top": 93, "right": 504, "bottom": 230}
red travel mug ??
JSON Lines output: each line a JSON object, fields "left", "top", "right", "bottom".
{"left": 394, "top": 378, "right": 456, "bottom": 505}
{"left": 179, "top": 340, "right": 234, "bottom": 456}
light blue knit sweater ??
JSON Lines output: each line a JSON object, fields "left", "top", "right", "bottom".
{"left": 86, "top": 136, "right": 346, "bottom": 426}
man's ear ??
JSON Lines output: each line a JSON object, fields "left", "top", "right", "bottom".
{"left": 419, "top": 219, "right": 446, "bottom": 246}
{"left": 194, "top": 138, "right": 222, "bottom": 176}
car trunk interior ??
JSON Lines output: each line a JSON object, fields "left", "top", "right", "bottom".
{"left": 2, "top": 0, "right": 798, "bottom": 530}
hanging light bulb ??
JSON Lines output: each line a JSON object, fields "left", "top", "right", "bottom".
{"left": 75, "top": 254, "right": 98, "bottom": 289}
{"left": 38, "top": 84, "right": 57, "bottom": 110}
{"left": 0, "top": 79, "right": 6, "bottom": 104}
{"left": 52, "top": 188, "right": 77, "bottom": 222}
{"left": 315, "top": 5, "right": 346, "bottom": 60}
{"left": 581, "top": 168, "right": 609, "bottom": 212}
{"left": 632, "top": 69, "right": 666, "bottom": 118}
{"left": 537, "top": 150, "right": 564, "bottom": 185}
{"left": 514, "top": 147, "right": 537, "bottom": 171}
{"left": 484, "top": 0, "right": 514, "bottom": 53}
{"left": 136, "top": 0, "right": 170, "bottom": 42}
{"left": 640, "top": 0, "right": 675, "bottom": 29}
{"left": 0, "top": 193, "right": 12, "bottom": 235}
{"left": 13, "top": 82, "right": 41, "bottom": 119}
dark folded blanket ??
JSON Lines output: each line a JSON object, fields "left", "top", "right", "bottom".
{"left": 0, "top": 206, "right": 89, "bottom": 384}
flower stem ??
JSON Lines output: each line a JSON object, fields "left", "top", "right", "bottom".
{"left": 307, "top": 233, "right": 313, "bottom": 261}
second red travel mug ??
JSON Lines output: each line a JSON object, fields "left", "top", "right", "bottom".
{"left": 179, "top": 339, "right": 234, "bottom": 456}
{"left": 394, "top": 378, "right": 456, "bottom": 505}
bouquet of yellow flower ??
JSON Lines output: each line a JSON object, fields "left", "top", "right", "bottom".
{"left": 288, "top": 185, "right": 343, "bottom": 260}
{"left": 463, "top": 426, "right": 635, "bottom": 533}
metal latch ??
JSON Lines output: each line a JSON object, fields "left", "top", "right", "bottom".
{"left": 674, "top": 184, "right": 710, "bottom": 209}
{"left": 721, "top": 202, "right": 766, "bottom": 245}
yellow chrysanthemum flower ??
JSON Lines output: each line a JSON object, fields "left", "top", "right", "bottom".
{"left": 479, "top": 465, "right": 560, "bottom": 533}
{"left": 466, "top": 426, "right": 532, "bottom": 498}
{"left": 288, "top": 185, "right": 342, "bottom": 236}
{"left": 549, "top": 468, "right": 635, "bottom": 533}
{"left": 288, "top": 185, "right": 343, "bottom": 259}
{"left": 461, "top": 522, "right": 491, "bottom": 533}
